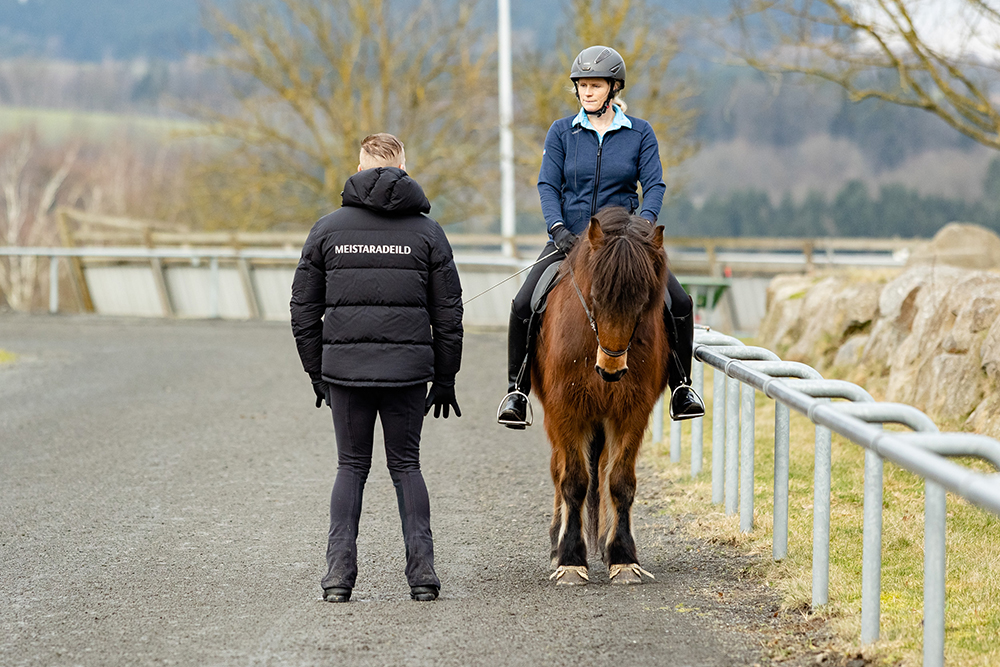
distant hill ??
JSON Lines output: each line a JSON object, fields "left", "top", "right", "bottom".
{"left": 0, "top": 0, "right": 215, "bottom": 61}
{"left": 0, "top": 0, "right": 731, "bottom": 62}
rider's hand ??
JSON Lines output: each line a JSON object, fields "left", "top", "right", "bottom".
{"left": 551, "top": 224, "right": 577, "bottom": 254}
{"left": 312, "top": 381, "right": 329, "bottom": 408}
{"left": 425, "top": 382, "right": 461, "bottom": 418}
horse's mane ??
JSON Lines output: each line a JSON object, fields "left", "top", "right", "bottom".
{"left": 586, "top": 207, "right": 666, "bottom": 317}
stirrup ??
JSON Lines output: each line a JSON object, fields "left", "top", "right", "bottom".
{"left": 669, "top": 384, "right": 705, "bottom": 421}
{"left": 497, "top": 389, "right": 533, "bottom": 428}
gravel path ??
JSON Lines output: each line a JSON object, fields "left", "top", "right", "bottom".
{"left": 0, "top": 315, "right": 839, "bottom": 667}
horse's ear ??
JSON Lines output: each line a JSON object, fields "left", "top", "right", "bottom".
{"left": 652, "top": 225, "right": 664, "bottom": 249}
{"left": 588, "top": 217, "right": 605, "bottom": 248}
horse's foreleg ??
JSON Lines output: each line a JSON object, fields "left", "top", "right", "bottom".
{"left": 585, "top": 424, "right": 606, "bottom": 558}
{"left": 602, "top": 425, "right": 652, "bottom": 584}
{"left": 548, "top": 427, "right": 592, "bottom": 584}
{"left": 548, "top": 448, "right": 564, "bottom": 567}
{"left": 555, "top": 447, "right": 589, "bottom": 567}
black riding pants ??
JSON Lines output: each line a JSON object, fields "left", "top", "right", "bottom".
{"left": 511, "top": 243, "right": 692, "bottom": 321}
{"left": 321, "top": 383, "right": 440, "bottom": 591}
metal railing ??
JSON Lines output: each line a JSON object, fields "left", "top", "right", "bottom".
{"left": 653, "top": 329, "right": 1000, "bottom": 667}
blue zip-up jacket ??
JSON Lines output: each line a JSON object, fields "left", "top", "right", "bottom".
{"left": 537, "top": 111, "right": 666, "bottom": 238}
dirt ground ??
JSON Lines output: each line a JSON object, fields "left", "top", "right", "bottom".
{"left": 0, "top": 315, "right": 876, "bottom": 666}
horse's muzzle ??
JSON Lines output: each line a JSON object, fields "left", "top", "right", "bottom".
{"left": 595, "top": 365, "right": 628, "bottom": 382}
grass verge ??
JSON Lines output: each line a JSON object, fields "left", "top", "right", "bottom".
{"left": 644, "top": 370, "right": 1000, "bottom": 667}
{"left": 0, "top": 104, "right": 205, "bottom": 144}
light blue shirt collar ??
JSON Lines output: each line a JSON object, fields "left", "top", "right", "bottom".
{"left": 572, "top": 104, "right": 631, "bottom": 143}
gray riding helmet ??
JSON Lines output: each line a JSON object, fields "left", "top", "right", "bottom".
{"left": 570, "top": 45, "right": 626, "bottom": 90}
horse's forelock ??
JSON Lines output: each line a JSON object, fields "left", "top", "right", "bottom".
{"left": 589, "top": 213, "right": 665, "bottom": 316}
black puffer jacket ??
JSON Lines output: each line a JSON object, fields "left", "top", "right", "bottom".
{"left": 290, "top": 167, "right": 463, "bottom": 387}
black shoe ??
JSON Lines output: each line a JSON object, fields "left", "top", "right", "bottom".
{"left": 497, "top": 390, "right": 531, "bottom": 428}
{"left": 498, "top": 310, "right": 537, "bottom": 429}
{"left": 410, "top": 585, "right": 439, "bottom": 602}
{"left": 669, "top": 384, "right": 706, "bottom": 421}
{"left": 323, "top": 586, "right": 351, "bottom": 603}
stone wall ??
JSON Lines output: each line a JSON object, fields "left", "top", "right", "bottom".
{"left": 758, "top": 224, "right": 1000, "bottom": 437}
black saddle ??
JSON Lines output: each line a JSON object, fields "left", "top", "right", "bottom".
{"left": 530, "top": 261, "right": 563, "bottom": 314}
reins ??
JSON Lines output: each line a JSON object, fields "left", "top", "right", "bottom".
{"left": 462, "top": 249, "right": 561, "bottom": 306}
{"left": 566, "top": 258, "right": 638, "bottom": 359}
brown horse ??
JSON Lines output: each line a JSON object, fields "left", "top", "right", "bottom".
{"left": 532, "top": 206, "right": 670, "bottom": 585}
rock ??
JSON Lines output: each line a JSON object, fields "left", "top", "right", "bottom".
{"left": 763, "top": 261, "right": 1000, "bottom": 431}
{"left": 907, "top": 222, "right": 1000, "bottom": 270}
{"left": 980, "top": 315, "right": 1000, "bottom": 383}
{"left": 785, "top": 277, "right": 882, "bottom": 363}
{"left": 884, "top": 265, "right": 966, "bottom": 373}
{"left": 965, "top": 393, "right": 1000, "bottom": 439}
{"left": 875, "top": 267, "right": 926, "bottom": 322}
{"left": 757, "top": 274, "right": 820, "bottom": 353}
{"left": 786, "top": 275, "right": 851, "bottom": 361}
{"left": 941, "top": 273, "right": 1000, "bottom": 353}
{"left": 832, "top": 334, "right": 869, "bottom": 368}
{"left": 911, "top": 352, "right": 984, "bottom": 420}
{"left": 841, "top": 282, "right": 882, "bottom": 331}
{"left": 860, "top": 268, "right": 926, "bottom": 368}
{"left": 879, "top": 266, "right": 972, "bottom": 408}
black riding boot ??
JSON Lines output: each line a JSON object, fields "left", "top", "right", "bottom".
{"left": 665, "top": 307, "right": 706, "bottom": 421}
{"left": 497, "top": 310, "right": 534, "bottom": 429}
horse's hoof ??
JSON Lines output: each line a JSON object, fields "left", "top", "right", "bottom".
{"left": 609, "top": 563, "right": 654, "bottom": 585}
{"left": 550, "top": 565, "right": 589, "bottom": 586}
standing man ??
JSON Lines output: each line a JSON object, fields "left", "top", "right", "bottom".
{"left": 291, "top": 133, "right": 463, "bottom": 603}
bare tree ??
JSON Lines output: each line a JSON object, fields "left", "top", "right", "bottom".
{"left": 0, "top": 129, "right": 78, "bottom": 310}
{"left": 193, "top": 0, "right": 498, "bottom": 231}
{"left": 730, "top": 0, "right": 1000, "bottom": 150}
{"left": 0, "top": 128, "right": 195, "bottom": 310}
{"left": 515, "top": 0, "right": 699, "bottom": 202}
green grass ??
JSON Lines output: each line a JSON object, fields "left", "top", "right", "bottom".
{"left": 645, "top": 374, "right": 1000, "bottom": 667}
{"left": 0, "top": 104, "right": 205, "bottom": 144}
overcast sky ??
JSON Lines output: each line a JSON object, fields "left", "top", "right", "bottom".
{"left": 851, "top": 0, "right": 1000, "bottom": 61}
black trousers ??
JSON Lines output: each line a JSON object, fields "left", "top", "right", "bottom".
{"left": 511, "top": 242, "right": 692, "bottom": 321}
{"left": 321, "top": 383, "right": 439, "bottom": 591}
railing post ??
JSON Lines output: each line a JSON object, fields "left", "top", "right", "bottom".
{"left": 150, "top": 257, "right": 174, "bottom": 317}
{"left": 812, "top": 416, "right": 833, "bottom": 607}
{"left": 671, "top": 418, "right": 682, "bottom": 463}
{"left": 691, "top": 360, "right": 704, "bottom": 477}
{"left": 691, "top": 342, "right": 1000, "bottom": 661}
{"left": 712, "top": 366, "right": 726, "bottom": 504}
{"left": 740, "top": 383, "right": 756, "bottom": 532}
{"left": 861, "top": 449, "right": 884, "bottom": 644}
{"left": 209, "top": 256, "right": 220, "bottom": 319}
{"left": 237, "top": 257, "right": 261, "bottom": 319}
{"left": 773, "top": 403, "right": 790, "bottom": 560}
{"left": 48, "top": 255, "right": 59, "bottom": 314}
{"left": 725, "top": 374, "right": 740, "bottom": 515}
{"left": 653, "top": 396, "right": 664, "bottom": 445}
{"left": 924, "top": 481, "right": 946, "bottom": 667}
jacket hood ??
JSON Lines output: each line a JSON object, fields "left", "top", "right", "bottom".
{"left": 342, "top": 167, "right": 431, "bottom": 215}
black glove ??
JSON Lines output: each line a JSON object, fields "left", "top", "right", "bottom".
{"left": 424, "top": 382, "right": 461, "bottom": 419}
{"left": 312, "top": 381, "right": 329, "bottom": 408}
{"left": 551, "top": 224, "right": 577, "bottom": 254}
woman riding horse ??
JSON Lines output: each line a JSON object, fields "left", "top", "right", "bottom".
{"left": 536, "top": 206, "right": 671, "bottom": 584}
{"left": 496, "top": 45, "right": 704, "bottom": 428}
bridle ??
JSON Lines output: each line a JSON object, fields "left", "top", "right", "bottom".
{"left": 567, "top": 259, "right": 639, "bottom": 359}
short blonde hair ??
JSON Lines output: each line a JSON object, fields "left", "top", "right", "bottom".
{"left": 359, "top": 133, "right": 405, "bottom": 170}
